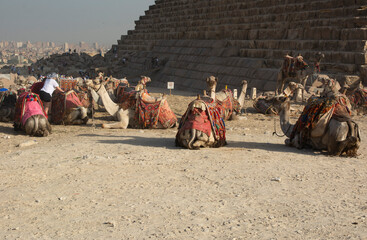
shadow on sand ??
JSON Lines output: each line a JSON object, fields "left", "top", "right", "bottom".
{"left": 78, "top": 133, "right": 178, "bottom": 149}
{"left": 78, "top": 133, "right": 321, "bottom": 156}
{"left": 226, "top": 140, "right": 321, "bottom": 156}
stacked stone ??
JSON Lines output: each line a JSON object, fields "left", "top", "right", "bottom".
{"left": 109, "top": 0, "right": 367, "bottom": 91}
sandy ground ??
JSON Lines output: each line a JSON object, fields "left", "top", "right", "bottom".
{"left": 0, "top": 88, "right": 366, "bottom": 239}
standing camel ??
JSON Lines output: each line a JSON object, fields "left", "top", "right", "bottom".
{"left": 276, "top": 53, "right": 325, "bottom": 101}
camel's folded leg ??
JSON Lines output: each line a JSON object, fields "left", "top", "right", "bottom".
{"left": 102, "top": 109, "right": 129, "bottom": 129}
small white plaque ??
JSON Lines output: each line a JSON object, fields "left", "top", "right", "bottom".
{"left": 167, "top": 82, "right": 174, "bottom": 89}
{"left": 233, "top": 89, "right": 238, "bottom": 99}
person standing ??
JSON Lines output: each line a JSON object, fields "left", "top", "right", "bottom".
{"left": 39, "top": 73, "right": 64, "bottom": 114}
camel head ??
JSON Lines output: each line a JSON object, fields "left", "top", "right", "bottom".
{"left": 295, "top": 55, "right": 309, "bottom": 70}
{"left": 98, "top": 72, "right": 104, "bottom": 80}
{"left": 139, "top": 76, "right": 151, "bottom": 86}
{"left": 85, "top": 79, "right": 101, "bottom": 91}
{"left": 283, "top": 81, "right": 303, "bottom": 97}
{"left": 314, "top": 52, "right": 325, "bottom": 63}
{"left": 206, "top": 76, "right": 218, "bottom": 89}
{"left": 270, "top": 95, "right": 292, "bottom": 123}
{"left": 318, "top": 76, "right": 341, "bottom": 97}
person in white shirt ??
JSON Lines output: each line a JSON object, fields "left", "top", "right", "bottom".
{"left": 39, "top": 73, "right": 64, "bottom": 114}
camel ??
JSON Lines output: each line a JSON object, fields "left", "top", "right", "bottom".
{"left": 0, "top": 91, "right": 17, "bottom": 122}
{"left": 85, "top": 79, "right": 177, "bottom": 129}
{"left": 176, "top": 95, "right": 226, "bottom": 149}
{"left": 50, "top": 90, "right": 88, "bottom": 125}
{"left": 13, "top": 92, "right": 52, "bottom": 137}
{"left": 276, "top": 53, "right": 325, "bottom": 101}
{"left": 254, "top": 82, "right": 302, "bottom": 115}
{"left": 272, "top": 92, "right": 360, "bottom": 157}
{"left": 205, "top": 76, "right": 248, "bottom": 120}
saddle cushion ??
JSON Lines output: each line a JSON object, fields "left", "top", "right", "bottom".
{"left": 177, "top": 98, "right": 226, "bottom": 142}
{"left": 51, "top": 90, "right": 83, "bottom": 124}
{"left": 135, "top": 97, "right": 177, "bottom": 129}
{"left": 14, "top": 92, "right": 46, "bottom": 126}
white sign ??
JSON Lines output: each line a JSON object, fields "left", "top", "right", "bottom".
{"left": 233, "top": 89, "right": 238, "bottom": 99}
{"left": 167, "top": 82, "right": 174, "bottom": 89}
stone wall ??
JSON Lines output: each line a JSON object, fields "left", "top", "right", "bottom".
{"left": 107, "top": 0, "right": 367, "bottom": 91}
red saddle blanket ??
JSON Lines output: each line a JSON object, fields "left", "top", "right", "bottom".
{"left": 349, "top": 88, "right": 367, "bottom": 108}
{"left": 135, "top": 97, "right": 177, "bottom": 129}
{"left": 216, "top": 89, "right": 240, "bottom": 119}
{"left": 291, "top": 95, "right": 351, "bottom": 139}
{"left": 14, "top": 92, "right": 47, "bottom": 125}
{"left": 177, "top": 98, "right": 226, "bottom": 142}
{"left": 51, "top": 90, "right": 83, "bottom": 124}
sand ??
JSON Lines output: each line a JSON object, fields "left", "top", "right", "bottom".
{"left": 0, "top": 89, "right": 366, "bottom": 239}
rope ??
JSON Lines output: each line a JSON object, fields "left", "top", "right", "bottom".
{"left": 272, "top": 117, "right": 291, "bottom": 137}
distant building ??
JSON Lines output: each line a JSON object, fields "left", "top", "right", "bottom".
{"left": 25, "top": 41, "right": 32, "bottom": 48}
{"left": 64, "top": 42, "right": 69, "bottom": 52}
{"left": 93, "top": 42, "right": 99, "bottom": 50}
{"left": 16, "top": 42, "right": 23, "bottom": 48}
{"left": 79, "top": 41, "right": 88, "bottom": 50}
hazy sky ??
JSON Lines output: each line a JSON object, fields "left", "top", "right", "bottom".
{"left": 0, "top": 0, "right": 155, "bottom": 46}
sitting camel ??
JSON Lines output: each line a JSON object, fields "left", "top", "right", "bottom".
{"left": 253, "top": 82, "right": 302, "bottom": 115}
{"left": 51, "top": 89, "right": 88, "bottom": 125}
{"left": 272, "top": 79, "right": 360, "bottom": 156}
{"left": 85, "top": 79, "right": 177, "bottom": 129}
{"left": 205, "top": 76, "right": 248, "bottom": 120}
{"left": 176, "top": 95, "right": 227, "bottom": 149}
{"left": 0, "top": 90, "right": 17, "bottom": 122}
{"left": 14, "top": 92, "right": 51, "bottom": 136}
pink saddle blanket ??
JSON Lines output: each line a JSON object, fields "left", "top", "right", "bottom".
{"left": 22, "top": 101, "right": 46, "bottom": 125}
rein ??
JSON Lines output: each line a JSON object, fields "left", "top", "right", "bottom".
{"left": 272, "top": 115, "right": 292, "bottom": 137}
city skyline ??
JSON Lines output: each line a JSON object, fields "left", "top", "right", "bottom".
{"left": 0, "top": 0, "right": 155, "bottom": 46}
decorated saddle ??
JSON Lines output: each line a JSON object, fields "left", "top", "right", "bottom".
{"left": 290, "top": 95, "right": 351, "bottom": 140}
{"left": 51, "top": 90, "right": 84, "bottom": 124}
{"left": 60, "top": 79, "right": 78, "bottom": 91}
{"left": 177, "top": 97, "right": 226, "bottom": 145}
{"left": 253, "top": 96, "right": 278, "bottom": 115}
{"left": 282, "top": 55, "right": 308, "bottom": 78}
{"left": 216, "top": 89, "right": 240, "bottom": 120}
{"left": 14, "top": 92, "right": 47, "bottom": 128}
{"left": 348, "top": 88, "right": 367, "bottom": 111}
{"left": 135, "top": 92, "right": 177, "bottom": 129}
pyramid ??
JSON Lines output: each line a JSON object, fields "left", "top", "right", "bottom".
{"left": 107, "top": 0, "right": 367, "bottom": 92}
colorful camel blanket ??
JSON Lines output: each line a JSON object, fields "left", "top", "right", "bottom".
{"left": 74, "top": 90, "right": 90, "bottom": 108}
{"left": 14, "top": 92, "right": 46, "bottom": 126}
{"left": 116, "top": 86, "right": 138, "bottom": 108}
{"left": 51, "top": 90, "right": 83, "bottom": 124}
{"left": 290, "top": 95, "right": 351, "bottom": 139}
{"left": 282, "top": 56, "right": 308, "bottom": 78}
{"left": 349, "top": 88, "right": 367, "bottom": 109}
{"left": 135, "top": 97, "right": 177, "bottom": 129}
{"left": 216, "top": 89, "right": 240, "bottom": 119}
{"left": 177, "top": 98, "right": 226, "bottom": 142}
{"left": 60, "top": 79, "right": 78, "bottom": 91}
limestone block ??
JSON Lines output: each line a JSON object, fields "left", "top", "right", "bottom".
{"left": 355, "top": 53, "right": 367, "bottom": 65}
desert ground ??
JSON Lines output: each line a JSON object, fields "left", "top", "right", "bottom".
{"left": 0, "top": 87, "right": 366, "bottom": 239}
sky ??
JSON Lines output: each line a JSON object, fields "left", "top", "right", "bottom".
{"left": 0, "top": 0, "right": 155, "bottom": 47}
